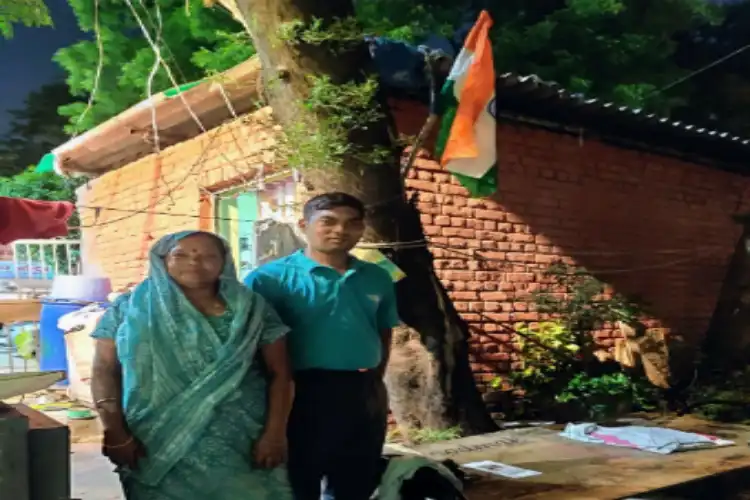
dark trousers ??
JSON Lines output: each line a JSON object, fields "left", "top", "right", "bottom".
{"left": 287, "top": 369, "right": 388, "bottom": 500}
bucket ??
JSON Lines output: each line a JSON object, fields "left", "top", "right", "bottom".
{"left": 39, "top": 300, "right": 88, "bottom": 386}
{"left": 49, "top": 276, "right": 112, "bottom": 303}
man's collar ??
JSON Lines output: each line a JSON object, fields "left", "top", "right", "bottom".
{"left": 291, "top": 249, "right": 365, "bottom": 273}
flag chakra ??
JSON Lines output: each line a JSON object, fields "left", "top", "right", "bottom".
{"left": 435, "top": 10, "right": 498, "bottom": 198}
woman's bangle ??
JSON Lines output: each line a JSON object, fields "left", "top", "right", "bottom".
{"left": 104, "top": 436, "right": 134, "bottom": 449}
{"left": 95, "top": 398, "right": 119, "bottom": 408}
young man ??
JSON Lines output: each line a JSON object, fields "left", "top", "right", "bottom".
{"left": 245, "top": 192, "right": 400, "bottom": 500}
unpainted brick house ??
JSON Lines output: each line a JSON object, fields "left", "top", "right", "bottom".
{"left": 50, "top": 58, "right": 750, "bottom": 387}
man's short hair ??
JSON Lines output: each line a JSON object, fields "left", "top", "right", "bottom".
{"left": 303, "top": 192, "right": 366, "bottom": 221}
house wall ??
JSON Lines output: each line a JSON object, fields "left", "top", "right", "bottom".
{"left": 393, "top": 100, "right": 750, "bottom": 387}
{"left": 77, "top": 108, "right": 280, "bottom": 288}
{"left": 80, "top": 100, "right": 750, "bottom": 388}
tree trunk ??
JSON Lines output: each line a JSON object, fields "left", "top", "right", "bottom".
{"left": 216, "top": 0, "right": 498, "bottom": 434}
{"left": 703, "top": 215, "right": 750, "bottom": 376}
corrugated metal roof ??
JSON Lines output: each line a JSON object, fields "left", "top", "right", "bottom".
{"left": 494, "top": 72, "right": 750, "bottom": 170}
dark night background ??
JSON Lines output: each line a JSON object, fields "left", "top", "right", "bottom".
{"left": 0, "top": 0, "right": 85, "bottom": 135}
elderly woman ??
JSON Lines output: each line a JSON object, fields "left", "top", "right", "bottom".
{"left": 90, "top": 231, "right": 293, "bottom": 500}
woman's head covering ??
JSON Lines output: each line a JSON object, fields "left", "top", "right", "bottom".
{"left": 149, "top": 230, "right": 237, "bottom": 284}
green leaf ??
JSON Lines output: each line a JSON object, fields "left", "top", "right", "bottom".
{"left": 54, "top": 0, "right": 257, "bottom": 134}
{"left": 0, "top": 0, "right": 52, "bottom": 39}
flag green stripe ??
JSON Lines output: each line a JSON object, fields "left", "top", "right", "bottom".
{"left": 454, "top": 165, "right": 498, "bottom": 198}
{"left": 434, "top": 79, "right": 458, "bottom": 159}
{"left": 434, "top": 78, "right": 498, "bottom": 199}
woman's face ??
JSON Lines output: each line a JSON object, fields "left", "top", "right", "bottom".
{"left": 165, "top": 233, "right": 225, "bottom": 289}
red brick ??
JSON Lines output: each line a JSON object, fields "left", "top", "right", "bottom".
{"left": 483, "top": 302, "right": 503, "bottom": 312}
{"left": 480, "top": 291, "right": 509, "bottom": 301}
{"left": 508, "top": 233, "right": 535, "bottom": 243}
{"left": 534, "top": 254, "right": 557, "bottom": 264}
{"left": 506, "top": 253, "right": 535, "bottom": 262}
{"left": 423, "top": 225, "right": 441, "bottom": 236}
{"left": 483, "top": 313, "right": 511, "bottom": 322}
{"left": 410, "top": 180, "right": 438, "bottom": 192}
{"left": 434, "top": 215, "right": 451, "bottom": 226}
{"left": 442, "top": 271, "right": 474, "bottom": 281}
{"left": 475, "top": 209, "right": 506, "bottom": 221}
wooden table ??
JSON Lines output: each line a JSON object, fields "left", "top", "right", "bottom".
{"left": 0, "top": 299, "right": 41, "bottom": 324}
{"left": 408, "top": 417, "right": 750, "bottom": 499}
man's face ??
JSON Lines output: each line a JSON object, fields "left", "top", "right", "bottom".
{"left": 300, "top": 207, "right": 365, "bottom": 254}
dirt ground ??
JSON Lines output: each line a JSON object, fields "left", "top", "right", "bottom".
{"left": 71, "top": 443, "right": 122, "bottom": 499}
{"left": 43, "top": 409, "right": 123, "bottom": 499}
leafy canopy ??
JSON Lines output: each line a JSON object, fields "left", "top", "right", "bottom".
{"left": 486, "top": 0, "right": 721, "bottom": 114}
{"left": 55, "top": 0, "right": 255, "bottom": 134}
{"left": 0, "top": 0, "right": 52, "bottom": 38}
{"left": 0, "top": 168, "right": 81, "bottom": 202}
{"left": 49, "top": 0, "right": 728, "bottom": 139}
{"left": 356, "top": 0, "right": 721, "bottom": 114}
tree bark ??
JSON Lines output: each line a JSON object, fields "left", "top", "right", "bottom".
{"left": 703, "top": 215, "right": 750, "bottom": 375}
{"left": 217, "top": 0, "right": 498, "bottom": 434}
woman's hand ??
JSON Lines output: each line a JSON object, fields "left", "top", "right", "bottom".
{"left": 102, "top": 428, "right": 147, "bottom": 469}
{"left": 253, "top": 430, "right": 287, "bottom": 469}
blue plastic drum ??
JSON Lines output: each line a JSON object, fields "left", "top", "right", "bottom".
{"left": 39, "top": 300, "right": 88, "bottom": 386}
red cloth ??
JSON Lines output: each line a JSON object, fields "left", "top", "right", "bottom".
{"left": 0, "top": 197, "right": 76, "bottom": 244}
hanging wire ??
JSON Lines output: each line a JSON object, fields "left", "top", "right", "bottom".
{"left": 146, "top": 0, "right": 165, "bottom": 154}
{"left": 66, "top": 201, "right": 727, "bottom": 276}
{"left": 124, "top": 0, "right": 206, "bottom": 134}
{"left": 63, "top": 0, "right": 266, "bottom": 230}
{"left": 646, "top": 42, "right": 750, "bottom": 99}
{"left": 69, "top": 0, "right": 105, "bottom": 137}
{"left": 53, "top": 0, "right": 104, "bottom": 195}
{"left": 72, "top": 127, "right": 221, "bottom": 229}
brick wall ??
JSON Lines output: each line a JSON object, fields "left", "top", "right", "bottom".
{"left": 78, "top": 108, "right": 279, "bottom": 289}
{"left": 80, "top": 100, "right": 750, "bottom": 387}
{"left": 392, "top": 100, "right": 750, "bottom": 386}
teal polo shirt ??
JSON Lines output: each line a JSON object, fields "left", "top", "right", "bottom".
{"left": 245, "top": 250, "right": 401, "bottom": 371}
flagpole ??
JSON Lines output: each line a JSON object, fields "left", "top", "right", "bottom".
{"left": 399, "top": 52, "right": 452, "bottom": 182}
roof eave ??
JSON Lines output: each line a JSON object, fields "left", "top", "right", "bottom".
{"left": 53, "top": 57, "right": 262, "bottom": 176}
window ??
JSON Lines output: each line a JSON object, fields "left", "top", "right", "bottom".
{"left": 214, "top": 178, "right": 296, "bottom": 279}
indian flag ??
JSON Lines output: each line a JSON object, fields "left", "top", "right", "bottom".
{"left": 435, "top": 11, "right": 497, "bottom": 198}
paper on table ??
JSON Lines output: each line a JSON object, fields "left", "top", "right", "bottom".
{"left": 462, "top": 460, "right": 542, "bottom": 479}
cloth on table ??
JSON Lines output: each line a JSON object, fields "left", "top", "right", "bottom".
{"left": 560, "top": 423, "right": 734, "bottom": 454}
{"left": 0, "top": 197, "right": 75, "bottom": 244}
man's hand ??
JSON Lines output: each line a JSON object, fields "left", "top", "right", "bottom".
{"left": 253, "top": 429, "right": 287, "bottom": 469}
